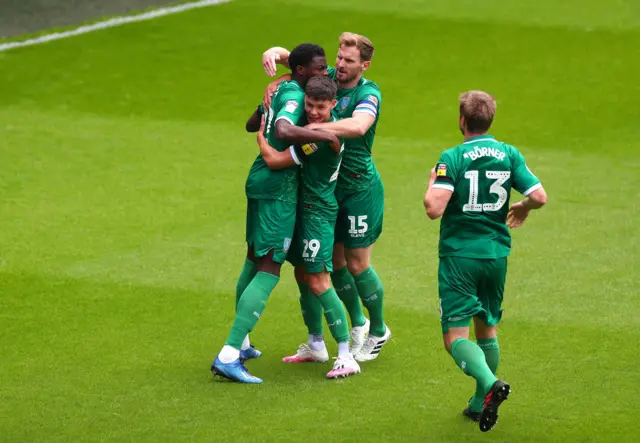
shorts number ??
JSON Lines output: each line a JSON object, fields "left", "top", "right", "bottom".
{"left": 302, "top": 239, "right": 320, "bottom": 258}
{"left": 348, "top": 215, "right": 368, "bottom": 235}
{"left": 463, "top": 170, "right": 511, "bottom": 213}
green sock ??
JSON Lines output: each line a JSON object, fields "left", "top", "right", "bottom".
{"left": 450, "top": 338, "right": 498, "bottom": 397}
{"left": 353, "top": 266, "right": 385, "bottom": 336}
{"left": 235, "top": 259, "right": 257, "bottom": 309}
{"left": 317, "top": 288, "right": 350, "bottom": 344}
{"left": 331, "top": 266, "right": 367, "bottom": 327}
{"left": 298, "top": 283, "right": 323, "bottom": 335}
{"left": 469, "top": 338, "right": 500, "bottom": 412}
{"left": 225, "top": 272, "right": 279, "bottom": 349}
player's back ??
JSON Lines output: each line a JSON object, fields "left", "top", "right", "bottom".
{"left": 245, "top": 80, "right": 304, "bottom": 203}
{"left": 435, "top": 135, "right": 540, "bottom": 259}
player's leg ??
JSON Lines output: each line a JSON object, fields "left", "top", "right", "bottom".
{"left": 473, "top": 258, "right": 510, "bottom": 432}
{"left": 212, "top": 199, "right": 296, "bottom": 383}
{"left": 307, "top": 270, "right": 360, "bottom": 379}
{"left": 235, "top": 245, "right": 260, "bottom": 360}
{"left": 466, "top": 318, "right": 499, "bottom": 420}
{"left": 282, "top": 265, "right": 329, "bottom": 363}
{"left": 439, "top": 256, "right": 502, "bottom": 426}
{"left": 343, "top": 181, "right": 390, "bottom": 361}
{"left": 332, "top": 211, "right": 368, "bottom": 331}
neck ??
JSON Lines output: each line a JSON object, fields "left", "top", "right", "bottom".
{"left": 292, "top": 75, "right": 304, "bottom": 86}
{"left": 463, "top": 131, "right": 487, "bottom": 141}
{"left": 338, "top": 74, "right": 362, "bottom": 90}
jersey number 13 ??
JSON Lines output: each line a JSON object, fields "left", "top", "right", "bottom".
{"left": 462, "top": 170, "right": 511, "bottom": 213}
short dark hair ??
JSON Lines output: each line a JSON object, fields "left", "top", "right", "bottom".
{"left": 459, "top": 90, "right": 496, "bottom": 133}
{"left": 305, "top": 76, "right": 337, "bottom": 101}
{"left": 289, "top": 43, "right": 325, "bottom": 72}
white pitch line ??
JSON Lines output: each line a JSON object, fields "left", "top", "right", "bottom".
{"left": 0, "top": 0, "right": 231, "bottom": 53}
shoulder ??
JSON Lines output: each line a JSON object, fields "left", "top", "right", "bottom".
{"left": 357, "top": 79, "right": 381, "bottom": 101}
{"left": 277, "top": 81, "right": 304, "bottom": 99}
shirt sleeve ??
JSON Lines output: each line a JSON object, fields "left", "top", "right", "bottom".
{"left": 432, "top": 151, "right": 456, "bottom": 192}
{"left": 353, "top": 85, "right": 381, "bottom": 119}
{"left": 274, "top": 89, "right": 305, "bottom": 126}
{"left": 511, "top": 148, "right": 542, "bottom": 196}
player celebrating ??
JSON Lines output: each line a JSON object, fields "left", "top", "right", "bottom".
{"left": 256, "top": 76, "right": 361, "bottom": 379}
{"left": 423, "top": 90, "right": 548, "bottom": 431}
{"left": 211, "top": 44, "right": 340, "bottom": 384}
{"left": 262, "top": 33, "right": 390, "bottom": 361}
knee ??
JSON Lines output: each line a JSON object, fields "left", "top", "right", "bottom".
{"left": 347, "top": 256, "right": 369, "bottom": 276}
{"left": 332, "top": 245, "right": 347, "bottom": 270}
{"left": 307, "top": 273, "right": 330, "bottom": 295}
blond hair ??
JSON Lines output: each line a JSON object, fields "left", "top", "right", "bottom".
{"left": 339, "top": 32, "right": 374, "bottom": 62}
{"left": 459, "top": 90, "right": 496, "bottom": 133}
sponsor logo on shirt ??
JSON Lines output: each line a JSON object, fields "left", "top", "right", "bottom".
{"left": 437, "top": 164, "right": 447, "bottom": 176}
{"left": 301, "top": 143, "right": 318, "bottom": 155}
{"left": 284, "top": 100, "right": 298, "bottom": 113}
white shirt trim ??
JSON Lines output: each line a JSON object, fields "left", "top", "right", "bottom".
{"left": 353, "top": 108, "right": 377, "bottom": 118}
{"left": 463, "top": 137, "right": 494, "bottom": 144}
{"left": 432, "top": 183, "right": 454, "bottom": 192}
{"left": 275, "top": 115, "right": 294, "bottom": 125}
{"left": 523, "top": 182, "right": 542, "bottom": 196}
{"left": 288, "top": 146, "right": 302, "bottom": 166}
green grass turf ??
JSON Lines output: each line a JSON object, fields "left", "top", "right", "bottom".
{"left": 1, "top": 0, "right": 639, "bottom": 441}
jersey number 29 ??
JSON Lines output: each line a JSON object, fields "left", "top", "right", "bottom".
{"left": 463, "top": 170, "right": 511, "bottom": 212}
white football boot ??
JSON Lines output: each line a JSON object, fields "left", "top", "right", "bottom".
{"left": 282, "top": 343, "right": 329, "bottom": 363}
{"left": 354, "top": 325, "right": 391, "bottom": 362}
{"left": 326, "top": 354, "right": 361, "bottom": 379}
{"left": 349, "top": 318, "right": 370, "bottom": 355}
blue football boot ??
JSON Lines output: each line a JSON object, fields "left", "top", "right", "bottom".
{"left": 239, "top": 345, "right": 262, "bottom": 362}
{"left": 211, "top": 357, "right": 263, "bottom": 384}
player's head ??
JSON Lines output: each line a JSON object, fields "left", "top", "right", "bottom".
{"left": 304, "top": 76, "right": 338, "bottom": 124}
{"left": 289, "top": 43, "right": 328, "bottom": 87}
{"left": 335, "top": 32, "right": 374, "bottom": 84}
{"left": 459, "top": 90, "right": 496, "bottom": 136}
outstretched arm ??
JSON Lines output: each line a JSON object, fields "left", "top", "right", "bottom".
{"left": 275, "top": 120, "right": 341, "bottom": 151}
{"left": 263, "top": 47, "right": 291, "bottom": 77}
{"left": 307, "top": 113, "right": 376, "bottom": 139}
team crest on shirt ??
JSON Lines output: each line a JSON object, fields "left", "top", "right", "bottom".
{"left": 437, "top": 164, "right": 447, "bottom": 177}
{"left": 283, "top": 238, "right": 292, "bottom": 252}
{"left": 284, "top": 100, "right": 298, "bottom": 113}
{"left": 301, "top": 143, "right": 319, "bottom": 155}
{"left": 339, "top": 97, "right": 351, "bottom": 110}
{"left": 366, "top": 95, "right": 379, "bottom": 106}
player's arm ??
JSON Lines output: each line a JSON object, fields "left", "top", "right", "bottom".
{"left": 262, "top": 47, "right": 291, "bottom": 77}
{"left": 246, "top": 105, "right": 264, "bottom": 133}
{"left": 275, "top": 119, "right": 341, "bottom": 150}
{"left": 424, "top": 167, "right": 453, "bottom": 220}
{"left": 263, "top": 74, "right": 292, "bottom": 108}
{"left": 507, "top": 149, "right": 548, "bottom": 228}
{"left": 256, "top": 124, "right": 297, "bottom": 170}
{"left": 306, "top": 94, "right": 379, "bottom": 138}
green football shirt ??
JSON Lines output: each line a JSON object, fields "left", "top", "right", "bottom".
{"left": 293, "top": 113, "right": 344, "bottom": 218}
{"left": 328, "top": 67, "right": 382, "bottom": 190}
{"left": 433, "top": 135, "right": 541, "bottom": 259}
{"left": 245, "top": 80, "right": 305, "bottom": 203}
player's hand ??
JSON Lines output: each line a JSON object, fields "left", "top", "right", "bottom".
{"left": 263, "top": 81, "right": 279, "bottom": 108}
{"left": 507, "top": 201, "right": 530, "bottom": 228}
{"left": 262, "top": 50, "right": 280, "bottom": 77}
{"left": 257, "top": 116, "right": 266, "bottom": 142}
{"left": 328, "top": 133, "right": 341, "bottom": 153}
{"left": 430, "top": 168, "right": 437, "bottom": 181}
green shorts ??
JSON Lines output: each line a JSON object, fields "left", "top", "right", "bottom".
{"left": 334, "top": 178, "right": 384, "bottom": 249}
{"left": 438, "top": 256, "right": 507, "bottom": 333}
{"left": 287, "top": 215, "right": 335, "bottom": 273}
{"left": 245, "top": 198, "right": 296, "bottom": 264}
